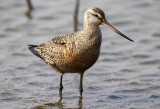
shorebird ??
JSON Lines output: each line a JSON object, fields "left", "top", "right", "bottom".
{"left": 28, "top": 7, "right": 133, "bottom": 98}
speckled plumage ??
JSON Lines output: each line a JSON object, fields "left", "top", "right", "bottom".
{"left": 28, "top": 7, "right": 133, "bottom": 98}
{"left": 29, "top": 7, "right": 103, "bottom": 74}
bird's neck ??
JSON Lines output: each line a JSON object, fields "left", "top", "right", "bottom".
{"left": 83, "top": 22, "right": 101, "bottom": 38}
{"left": 84, "top": 21, "right": 98, "bottom": 29}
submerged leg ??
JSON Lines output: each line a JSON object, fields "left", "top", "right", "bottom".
{"left": 79, "top": 72, "right": 84, "bottom": 98}
{"left": 59, "top": 74, "right": 63, "bottom": 97}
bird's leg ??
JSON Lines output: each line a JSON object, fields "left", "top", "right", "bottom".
{"left": 59, "top": 74, "right": 63, "bottom": 97}
{"left": 79, "top": 72, "right": 84, "bottom": 98}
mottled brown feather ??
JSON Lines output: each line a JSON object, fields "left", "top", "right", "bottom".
{"left": 29, "top": 7, "right": 104, "bottom": 74}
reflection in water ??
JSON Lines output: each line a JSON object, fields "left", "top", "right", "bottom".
{"left": 73, "top": 0, "right": 80, "bottom": 32}
{"left": 25, "top": 10, "right": 33, "bottom": 20}
{"left": 33, "top": 75, "right": 83, "bottom": 109}
{"left": 25, "top": 0, "right": 33, "bottom": 19}
{"left": 24, "top": 0, "right": 80, "bottom": 28}
{"left": 34, "top": 96, "right": 83, "bottom": 109}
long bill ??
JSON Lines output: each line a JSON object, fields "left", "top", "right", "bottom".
{"left": 103, "top": 20, "right": 134, "bottom": 42}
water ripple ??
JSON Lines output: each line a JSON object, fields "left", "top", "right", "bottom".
{"left": 139, "top": 59, "right": 160, "bottom": 65}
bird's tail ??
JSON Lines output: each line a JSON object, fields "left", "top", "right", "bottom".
{"left": 28, "top": 45, "right": 42, "bottom": 59}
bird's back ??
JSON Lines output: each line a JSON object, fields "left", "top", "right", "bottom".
{"left": 29, "top": 27, "right": 102, "bottom": 73}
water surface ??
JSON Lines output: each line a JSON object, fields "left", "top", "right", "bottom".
{"left": 0, "top": 0, "right": 160, "bottom": 109}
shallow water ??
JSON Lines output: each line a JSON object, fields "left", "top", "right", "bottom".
{"left": 0, "top": 0, "right": 160, "bottom": 109}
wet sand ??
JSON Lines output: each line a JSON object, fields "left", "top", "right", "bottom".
{"left": 0, "top": 0, "right": 160, "bottom": 109}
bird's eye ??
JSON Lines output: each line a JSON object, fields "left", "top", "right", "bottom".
{"left": 92, "top": 14, "right": 99, "bottom": 17}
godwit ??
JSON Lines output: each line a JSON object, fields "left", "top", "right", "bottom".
{"left": 28, "top": 7, "right": 133, "bottom": 98}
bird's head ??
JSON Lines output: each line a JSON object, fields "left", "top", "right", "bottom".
{"left": 84, "top": 7, "right": 134, "bottom": 42}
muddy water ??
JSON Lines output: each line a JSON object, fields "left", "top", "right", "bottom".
{"left": 0, "top": 0, "right": 160, "bottom": 109}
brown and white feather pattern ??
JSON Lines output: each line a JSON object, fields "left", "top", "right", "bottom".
{"left": 30, "top": 7, "right": 104, "bottom": 74}
{"left": 33, "top": 26, "right": 101, "bottom": 73}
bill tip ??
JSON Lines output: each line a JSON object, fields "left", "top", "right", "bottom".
{"left": 130, "top": 40, "right": 134, "bottom": 43}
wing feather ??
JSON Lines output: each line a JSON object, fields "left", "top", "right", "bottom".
{"left": 35, "top": 33, "right": 77, "bottom": 65}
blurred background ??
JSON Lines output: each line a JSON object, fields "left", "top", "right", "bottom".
{"left": 0, "top": 0, "right": 160, "bottom": 109}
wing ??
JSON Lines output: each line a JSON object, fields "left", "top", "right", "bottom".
{"left": 34, "top": 33, "right": 78, "bottom": 65}
{"left": 51, "top": 32, "right": 75, "bottom": 45}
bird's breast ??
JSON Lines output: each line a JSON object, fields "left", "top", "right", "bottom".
{"left": 69, "top": 32, "right": 102, "bottom": 72}
{"left": 58, "top": 29, "right": 102, "bottom": 73}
